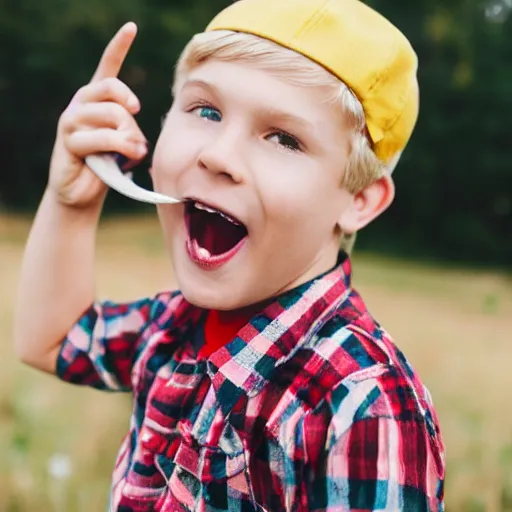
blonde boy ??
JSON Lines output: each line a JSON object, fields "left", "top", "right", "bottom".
{"left": 14, "top": 0, "right": 445, "bottom": 510}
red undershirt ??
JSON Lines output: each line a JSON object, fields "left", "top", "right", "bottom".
{"left": 199, "top": 304, "right": 265, "bottom": 359}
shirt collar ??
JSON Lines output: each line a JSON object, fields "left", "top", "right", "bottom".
{"left": 205, "top": 252, "right": 356, "bottom": 416}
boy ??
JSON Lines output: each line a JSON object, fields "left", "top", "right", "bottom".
{"left": 14, "top": 0, "right": 445, "bottom": 510}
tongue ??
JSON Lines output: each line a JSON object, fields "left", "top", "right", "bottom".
{"left": 191, "top": 210, "right": 246, "bottom": 256}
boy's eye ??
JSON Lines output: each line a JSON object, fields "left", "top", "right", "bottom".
{"left": 193, "top": 105, "right": 222, "bottom": 122}
{"left": 268, "top": 132, "right": 302, "bottom": 152}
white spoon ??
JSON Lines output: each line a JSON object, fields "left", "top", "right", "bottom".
{"left": 85, "top": 153, "right": 182, "bottom": 204}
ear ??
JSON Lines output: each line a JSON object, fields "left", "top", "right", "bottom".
{"left": 337, "top": 174, "right": 395, "bottom": 234}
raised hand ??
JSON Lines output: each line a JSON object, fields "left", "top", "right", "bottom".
{"left": 48, "top": 22, "right": 147, "bottom": 208}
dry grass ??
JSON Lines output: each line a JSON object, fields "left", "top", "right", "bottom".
{"left": 1, "top": 213, "right": 511, "bottom": 511}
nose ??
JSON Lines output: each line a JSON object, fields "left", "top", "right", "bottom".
{"left": 197, "top": 127, "right": 245, "bottom": 184}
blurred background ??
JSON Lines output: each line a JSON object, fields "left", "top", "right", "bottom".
{"left": 0, "top": 0, "right": 511, "bottom": 510}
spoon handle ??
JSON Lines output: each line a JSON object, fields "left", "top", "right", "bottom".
{"left": 85, "top": 153, "right": 182, "bottom": 205}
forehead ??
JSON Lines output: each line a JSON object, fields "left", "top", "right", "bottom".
{"left": 176, "top": 59, "right": 344, "bottom": 125}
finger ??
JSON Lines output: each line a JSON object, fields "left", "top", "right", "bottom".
{"left": 91, "top": 22, "right": 137, "bottom": 83}
{"left": 62, "top": 102, "right": 145, "bottom": 140}
{"left": 72, "top": 78, "right": 140, "bottom": 113}
{"left": 66, "top": 129, "right": 148, "bottom": 161}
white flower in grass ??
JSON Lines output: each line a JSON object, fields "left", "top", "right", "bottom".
{"left": 47, "top": 453, "right": 73, "bottom": 481}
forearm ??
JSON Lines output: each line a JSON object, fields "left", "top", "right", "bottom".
{"left": 13, "top": 187, "right": 103, "bottom": 373}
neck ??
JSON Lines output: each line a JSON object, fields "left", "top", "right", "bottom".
{"left": 215, "top": 300, "right": 269, "bottom": 323}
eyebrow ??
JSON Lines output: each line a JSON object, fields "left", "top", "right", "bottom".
{"left": 180, "top": 78, "right": 217, "bottom": 94}
{"left": 259, "top": 108, "right": 316, "bottom": 134}
{"left": 180, "top": 78, "right": 316, "bottom": 134}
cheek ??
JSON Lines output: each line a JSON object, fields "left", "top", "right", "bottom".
{"left": 265, "top": 189, "right": 310, "bottom": 227}
{"left": 259, "top": 163, "right": 341, "bottom": 232}
{"left": 151, "top": 122, "right": 191, "bottom": 187}
{"left": 156, "top": 204, "right": 184, "bottom": 247}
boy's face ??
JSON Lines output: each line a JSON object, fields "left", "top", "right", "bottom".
{"left": 151, "top": 59, "right": 355, "bottom": 310}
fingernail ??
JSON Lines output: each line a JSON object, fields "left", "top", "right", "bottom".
{"left": 137, "top": 143, "right": 147, "bottom": 156}
{"left": 128, "top": 96, "right": 140, "bottom": 111}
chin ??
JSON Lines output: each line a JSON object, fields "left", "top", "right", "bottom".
{"left": 168, "top": 248, "right": 244, "bottom": 311}
{"left": 175, "top": 273, "right": 250, "bottom": 311}
{"left": 163, "top": 198, "right": 260, "bottom": 311}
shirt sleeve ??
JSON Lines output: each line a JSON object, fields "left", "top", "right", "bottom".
{"left": 305, "top": 367, "right": 445, "bottom": 512}
{"left": 56, "top": 291, "right": 177, "bottom": 392}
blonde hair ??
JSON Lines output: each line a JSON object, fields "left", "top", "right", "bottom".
{"left": 173, "top": 31, "right": 388, "bottom": 253}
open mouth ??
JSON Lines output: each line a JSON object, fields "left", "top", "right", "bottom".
{"left": 184, "top": 199, "right": 248, "bottom": 268}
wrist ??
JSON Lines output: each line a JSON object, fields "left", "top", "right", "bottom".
{"left": 42, "top": 187, "right": 104, "bottom": 226}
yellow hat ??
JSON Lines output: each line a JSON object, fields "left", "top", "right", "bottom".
{"left": 206, "top": 0, "right": 419, "bottom": 165}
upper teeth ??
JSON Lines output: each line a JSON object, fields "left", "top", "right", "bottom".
{"left": 194, "top": 201, "right": 241, "bottom": 226}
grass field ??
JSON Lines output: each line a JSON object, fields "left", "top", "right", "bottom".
{"left": 1, "top": 213, "right": 511, "bottom": 511}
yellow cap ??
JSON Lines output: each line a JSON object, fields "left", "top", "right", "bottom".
{"left": 206, "top": 0, "right": 419, "bottom": 165}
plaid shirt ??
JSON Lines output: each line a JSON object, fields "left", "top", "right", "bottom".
{"left": 57, "top": 254, "right": 445, "bottom": 511}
